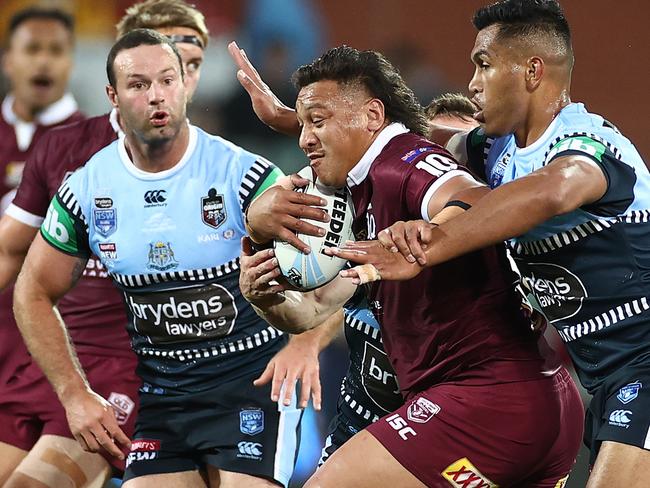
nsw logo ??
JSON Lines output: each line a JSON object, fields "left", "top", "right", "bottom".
{"left": 617, "top": 381, "right": 642, "bottom": 404}
{"left": 144, "top": 190, "right": 167, "bottom": 207}
{"left": 608, "top": 409, "right": 632, "bottom": 428}
{"left": 237, "top": 441, "right": 263, "bottom": 461}
{"left": 240, "top": 408, "right": 264, "bottom": 436}
{"left": 407, "top": 397, "right": 440, "bottom": 424}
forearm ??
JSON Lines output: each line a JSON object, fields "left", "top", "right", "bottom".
{"left": 272, "top": 107, "right": 301, "bottom": 137}
{"left": 425, "top": 172, "right": 563, "bottom": 265}
{"left": 290, "top": 308, "right": 343, "bottom": 350}
{"left": 14, "top": 280, "right": 89, "bottom": 402}
{"left": 250, "top": 278, "right": 354, "bottom": 334}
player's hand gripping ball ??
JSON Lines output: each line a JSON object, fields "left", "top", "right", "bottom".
{"left": 274, "top": 166, "right": 355, "bottom": 290}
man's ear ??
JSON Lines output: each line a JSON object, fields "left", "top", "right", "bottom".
{"left": 526, "top": 56, "right": 545, "bottom": 90}
{"left": 106, "top": 85, "right": 118, "bottom": 109}
{"left": 366, "top": 98, "right": 385, "bottom": 131}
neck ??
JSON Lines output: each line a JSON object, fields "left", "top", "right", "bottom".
{"left": 124, "top": 123, "right": 190, "bottom": 172}
{"left": 514, "top": 88, "right": 571, "bottom": 148}
{"left": 11, "top": 97, "right": 39, "bottom": 122}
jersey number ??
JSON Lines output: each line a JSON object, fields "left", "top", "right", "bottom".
{"left": 415, "top": 154, "right": 458, "bottom": 177}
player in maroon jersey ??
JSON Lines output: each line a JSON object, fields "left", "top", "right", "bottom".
{"left": 0, "top": 7, "right": 82, "bottom": 484}
{"left": 239, "top": 46, "right": 583, "bottom": 487}
{"left": 0, "top": 2, "right": 206, "bottom": 486}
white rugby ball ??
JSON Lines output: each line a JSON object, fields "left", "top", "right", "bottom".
{"left": 274, "top": 166, "right": 355, "bottom": 291}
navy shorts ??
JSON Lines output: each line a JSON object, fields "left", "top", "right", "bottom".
{"left": 584, "top": 366, "right": 650, "bottom": 465}
{"left": 123, "top": 365, "right": 303, "bottom": 486}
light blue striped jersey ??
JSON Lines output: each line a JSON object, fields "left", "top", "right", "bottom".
{"left": 467, "top": 102, "right": 650, "bottom": 392}
{"left": 41, "top": 125, "right": 285, "bottom": 392}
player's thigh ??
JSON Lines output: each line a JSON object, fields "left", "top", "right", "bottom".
{"left": 304, "top": 430, "right": 426, "bottom": 488}
{"left": 122, "top": 470, "right": 207, "bottom": 488}
{"left": 0, "top": 441, "right": 28, "bottom": 485}
{"left": 4, "top": 435, "right": 111, "bottom": 488}
{"left": 206, "top": 466, "right": 280, "bottom": 488}
{"left": 586, "top": 441, "right": 650, "bottom": 488}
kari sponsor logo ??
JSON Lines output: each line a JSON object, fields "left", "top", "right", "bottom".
{"left": 385, "top": 413, "right": 416, "bottom": 441}
{"left": 126, "top": 439, "right": 160, "bottom": 467}
{"left": 237, "top": 441, "right": 263, "bottom": 461}
{"left": 240, "top": 409, "right": 264, "bottom": 436}
{"left": 608, "top": 409, "right": 632, "bottom": 428}
{"left": 442, "top": 457, "right": 498, "bottom": 488}
{"left": 107, "top": 392, "right": 135, "bottom": 425}
{"left": 617, "top": 381, "right": 642, "bottom": 404}
{"left": 407, "top": 397, "right": 440, "bottom": 424}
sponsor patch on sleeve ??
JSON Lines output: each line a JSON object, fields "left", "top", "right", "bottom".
{"left": 547, "top": 136, "right": 607, "bottom": 163}
{"left": 401, "top": 146, "right": 437, "bottom": 163}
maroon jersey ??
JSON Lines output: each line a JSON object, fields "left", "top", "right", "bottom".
{"left": 348, "top": 124, "right": 553, "bottom": 397}
{"left": 8, "top": 111, "right": 132, "bottom": 359}
{"left": 0, "top": 94, "right": 83, "bottom": 380}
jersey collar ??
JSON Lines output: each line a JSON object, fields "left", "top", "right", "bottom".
{"left": 346, "top": 122, "right": 409, "bottom": 188}
{"left": 118, "top": 124, "right": 198, "bottom": 180}
{"left": 2, "top": 93, "right": 78, "bottom": 126}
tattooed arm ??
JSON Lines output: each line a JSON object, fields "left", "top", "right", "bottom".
{"left": 13, "top": 234, "right": 131, "bottom": 459}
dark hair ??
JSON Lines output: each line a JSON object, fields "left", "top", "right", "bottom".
{"left": 473, "top": 0, "right": 571, "bottom": 48}
{"left": 8, "top": 7, "right": 74, "bottom": 41}
{"left": 106, "top": 28, "right": 184, "bottom": 88}
{"left": 425, "top": 93, "right": 475, "bottom": 121}
{"left": 292, "top": 46, "right": 429, "bottom": 136}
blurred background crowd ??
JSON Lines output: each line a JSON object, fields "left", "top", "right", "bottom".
{"left": 0, "top": 0, "right": 647, "bottom": 486}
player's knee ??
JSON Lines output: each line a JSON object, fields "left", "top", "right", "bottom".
{"left": 7, "top": 436, "right": 111, "bottom": 488}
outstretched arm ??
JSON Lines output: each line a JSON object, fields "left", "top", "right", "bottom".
{"left": 14, "top": 234, "right": 130, "bottom": 459}
{"left": 228, "top": 41, "right": 301, "bottom": 136}
{"left": 331, "top": 154, "right": 607, "bottom": 283}
{"left": 254, "top": 309, "right": 343, "bottom": 411}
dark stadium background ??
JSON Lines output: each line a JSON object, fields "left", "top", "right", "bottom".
{"left": 1, "top": 1, "right": 647, "bottom": 486}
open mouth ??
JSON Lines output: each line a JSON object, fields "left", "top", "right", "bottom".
{"left": 30, "top": 75, "right": 53, "bottom": 90}
{"left": 150, "top": 111, "right": 170, "bottom": 127}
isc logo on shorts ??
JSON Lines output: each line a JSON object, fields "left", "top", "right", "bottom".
{"left": 442, "top": 457, "right": 498, "bottom": 488}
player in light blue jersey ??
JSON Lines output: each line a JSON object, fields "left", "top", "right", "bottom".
{"left": 11, "top": 28, "right": 332, "bottom": 488}
{"left": 331, "top": 1, "right": 650, "bottom": 486}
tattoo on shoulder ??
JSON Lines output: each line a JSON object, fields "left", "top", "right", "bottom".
{"left": 71, "top": 259, "right": 86, "bottom": 284}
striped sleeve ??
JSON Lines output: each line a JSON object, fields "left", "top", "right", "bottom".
{"left": 238, "top": 157, "right": 285, "bottom": 212}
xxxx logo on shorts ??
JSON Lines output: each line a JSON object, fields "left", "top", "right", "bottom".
{"left": 442, "top": 457, "right": 498, "bottom": 488}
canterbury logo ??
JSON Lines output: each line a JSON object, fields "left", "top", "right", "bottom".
{"left": 237, "top": 441, "right": 262, "bottom": 457}
{"left": 144, "top": 190, "right": 167, "bottom": 204}
{"left": 609, "top": 410, "right": 632, "bottom": 424}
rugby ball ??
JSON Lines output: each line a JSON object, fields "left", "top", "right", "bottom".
{"left": 274, "top": 166, "right": 355, "bottom": 291}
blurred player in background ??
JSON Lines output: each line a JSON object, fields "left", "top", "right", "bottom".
{"left": 0, "top": 7, "right": 82, "bottom": 485}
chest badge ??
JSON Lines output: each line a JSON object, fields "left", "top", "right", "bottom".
{"left": 147, "top": 241, "right": 179, "bottom": 271}
{"left": 93, "top": 197, "right": 117, "bottom": 237}
{"left": 201, "top": 188, "right": 226, "bottom": 229}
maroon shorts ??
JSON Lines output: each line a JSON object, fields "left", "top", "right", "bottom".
{"left": 0, "top": 352, "right": 140, "bottom": 472}
{"left": 366, "top": 368, "right": 583, "bottom": 487}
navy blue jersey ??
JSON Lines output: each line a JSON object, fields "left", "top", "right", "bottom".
{"left": 41, "top": 125, "right": 285, "bottom": 392}
{"left": 468, "top": 102, "right": 650, "bottom": 392}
